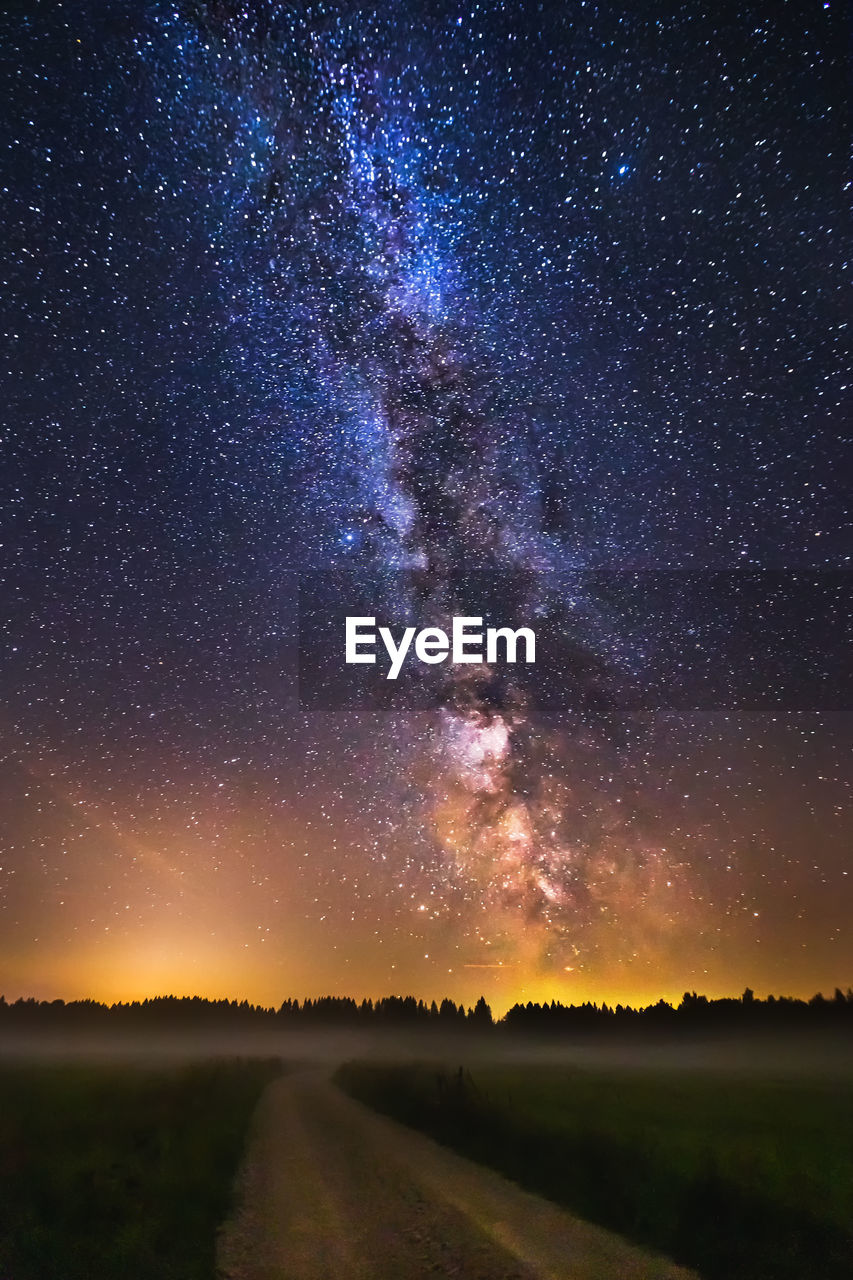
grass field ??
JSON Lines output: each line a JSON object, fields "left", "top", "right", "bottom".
{"left": 336, "top": 1058, "right": 853, "bottom": 1280}
{"left": 0, "top": 1058, "right": 280, "bottom": 1280}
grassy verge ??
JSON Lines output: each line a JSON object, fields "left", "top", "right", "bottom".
{"left": 335, "top": 1059, "right": 853, "bottom": 1280}
{"left": 0, "top": 1057, "right": 280, "bottom": 1280}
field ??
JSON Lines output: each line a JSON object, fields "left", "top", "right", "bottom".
{"left": 336, "top": 1058, "right": 853, "bottom": 1280}
{"left": 0, "top": 1058, "right": 280, "bottom": 1280}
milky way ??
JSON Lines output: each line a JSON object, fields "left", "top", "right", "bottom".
{"left": 189, "top": 1, "right": 703, "bottom": 969}
{"left": 1, "top": 1, "right": 849, "bottom": 1008}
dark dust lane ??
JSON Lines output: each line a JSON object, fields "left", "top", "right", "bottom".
{"left": 217, "top": 1071, "right": 696, "bottom": 1280}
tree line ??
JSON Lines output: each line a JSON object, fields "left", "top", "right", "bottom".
{"left": 0, "top": 993, "right": 494, "bottom": 1029}
{"left": 1, "top": 987, "right": 852, "bottom": 1032}
{"left": 503, "top": 986, "right": 853, "bottom": 1031}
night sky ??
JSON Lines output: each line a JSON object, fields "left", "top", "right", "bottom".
{"left": 2, "top": 0, "right": 850, "bottom": 1013}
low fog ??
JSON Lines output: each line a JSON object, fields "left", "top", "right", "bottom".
{"left": 2, "top": 1026, "right": 851, "bottom": 1078}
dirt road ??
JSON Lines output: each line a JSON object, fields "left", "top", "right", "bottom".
{"left": 217, "top": 1070, "right": 696, "bottom": 1280}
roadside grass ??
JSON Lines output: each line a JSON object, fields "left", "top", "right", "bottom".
{"left": 335, "top": 1059, "right": 853, "bottom": 1280}
{"left": 0, "top": 1058, "right": 280, "bottom": 1280}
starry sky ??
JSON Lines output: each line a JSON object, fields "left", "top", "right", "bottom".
{"left": 1, "top": 0, "right": 850, "bottom": 1013}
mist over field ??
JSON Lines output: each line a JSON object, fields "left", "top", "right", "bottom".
{"left": 2, "top": 1025, "right": 851, "bottom": 1081}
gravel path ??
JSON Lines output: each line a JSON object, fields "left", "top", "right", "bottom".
{"left": 217, "top": 1070, "right": 696, "bottom": 1280}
